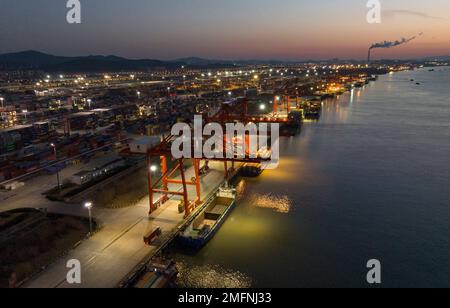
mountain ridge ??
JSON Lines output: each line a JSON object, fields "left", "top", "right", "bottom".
{"left": 0, "top": 50, "right": 448, "bottom": 72}
{"left": 0, "top": 50, "right": 186, "bottom": 72}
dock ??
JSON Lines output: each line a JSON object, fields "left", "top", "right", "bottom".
{"left": 24, "top": 161, "right": 240, "bottom": 288}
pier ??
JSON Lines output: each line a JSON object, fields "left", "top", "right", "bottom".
{"left": 24, "top": 161, "right": 240, "bottom": 288}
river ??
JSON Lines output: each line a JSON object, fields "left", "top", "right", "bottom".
{"left": 169, "top": 67, "right": 450, "bottom": 288}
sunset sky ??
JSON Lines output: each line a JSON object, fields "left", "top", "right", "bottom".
{"left": 0, "top": 0, "right": 449, "bottom": 60}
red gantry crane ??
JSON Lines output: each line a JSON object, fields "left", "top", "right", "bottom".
{"left": 144, "top": 97, "right": 300, "bottom": 217}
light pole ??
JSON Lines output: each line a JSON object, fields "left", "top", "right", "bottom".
{"left": 0, "top": 98, "right": 4, "bottom": 125}
{"left": 84, "top": 202, "right": 93, "bottom": 235}
{"left": 50, "top": 143, "right": 61, "bottom": 192}
{"left": 22, "top": 110, "right": 28, "bottom": 123}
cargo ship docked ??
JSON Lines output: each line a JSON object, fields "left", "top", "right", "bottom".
{"left": 177, "top": 185, "right": 237, "bottom": 250}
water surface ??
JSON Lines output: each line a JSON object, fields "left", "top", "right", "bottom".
{"left": 171, "top": 67, "right": 450, "bottom": 288}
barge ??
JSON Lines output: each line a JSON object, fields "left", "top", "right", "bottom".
{"left": 128, "top": 258, "right": 178, "bottom": 289}
{"left": 177, "top": 185, "right": 236, "bottom": 249}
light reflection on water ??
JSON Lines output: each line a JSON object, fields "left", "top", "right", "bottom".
{"left": 236, "top": 178, "right": 293, "bottom": 213}
{"left": 250, "top": 194, "right": 292, "bottom": 214}
{"left": 176, "top": 261, "right": 252, "bottom": 288}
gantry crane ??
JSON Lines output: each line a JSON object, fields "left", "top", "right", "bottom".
{"left": 144, "top": 97, "right": 300, "bottom": 217}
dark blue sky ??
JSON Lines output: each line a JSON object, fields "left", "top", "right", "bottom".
{"left": 0, "top": 0, "right": 448, "bottom": 60}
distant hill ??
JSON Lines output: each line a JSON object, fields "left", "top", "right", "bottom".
{"left": 2, "top": 50, "right": 445, "bottom": 72}
{"left": 174, "top": 57, "right": 231, "bottom": 66}
{"left": 0, "top": 51, "right": 186, "bottom": 72}
{"left": 0, "top": 51, "right": 71, "bottom": 69}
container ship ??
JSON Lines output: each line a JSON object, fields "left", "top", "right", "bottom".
{"left": 178, "top": 185, "right": 237, "bottom": 249}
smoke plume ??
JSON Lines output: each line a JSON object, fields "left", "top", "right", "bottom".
{"left": 368, "top": 33, "right": 424, "bottom": 62}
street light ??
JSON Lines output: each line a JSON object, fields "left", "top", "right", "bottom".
{"left": 150, "top": 165, "right": 158, "bottom": 173}
{"left": 22, "top": 110, "right": 28, "bottom": 123}
{"left": 50, "top": 143, "right": 61, "bottom": 192}
{"left": 260, "top": 104, "right": 266, "bottom": 111}
{"left": 84, "top": 202, "right": 93, "bottom": 235}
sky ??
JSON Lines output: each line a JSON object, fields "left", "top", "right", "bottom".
{"left": 0, "top": 0, "right": 449, "bottom": 60}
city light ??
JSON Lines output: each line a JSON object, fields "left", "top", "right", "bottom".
{"left": 150, "top": 165, "right": 158, "bottom": 172}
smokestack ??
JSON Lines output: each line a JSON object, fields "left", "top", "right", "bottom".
{"left": 368, "top": 48, "right": 372, "bottom": 63}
